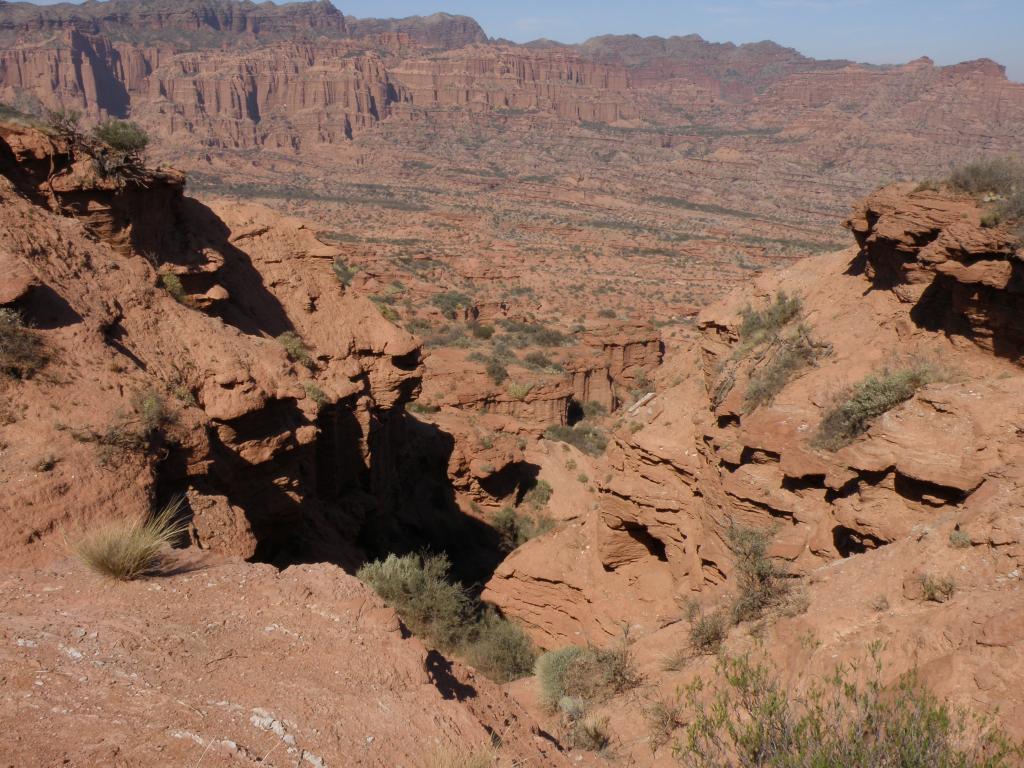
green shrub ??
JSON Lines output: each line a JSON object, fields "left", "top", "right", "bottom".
{"left": 492, "top": 507, "right": 555, "bottom": 552}
{"left": 485, "top": 359, "right": 508, "bottom": 385}
{"left": 535, "top": 638, "right": 640, "bottom": 712}
{"left": 92, "top": 119, "right": 149, "bottom": 154}
{"left": 739, "top": 291, "right": 802, "bottom": 347}
{"left": 523, "top": 351, "right": 562, "bottom": 371}
{"left": 276, "top": 331, "right": 315, "bottom": 369}
{"left": 522, "top": 479, "right": 553, "bottom": 509}
{"left": 689, "top": 610, "right": 728, "bottom": 655}
{"left": 544, "top": 423, "right": 608, "bottom": 456}
{"left": 581, "top": 400, "right": 608, "bottom": 418}
{"left": 469, "top": 322, "right": 494, "bottom": 340}
{"left": 815, "top": 361, "right": 941, "bottom": 450}
{"left": 675, "top": 651, "right": 1021, "bottom": 767}
{"left": 949, "top": 529, "right": 971, "bottom": 549}
{"left": 302, "top": 382, "right": 328, "bottom": 408}
{"left": 506, "top": 380, "right": 533, "bottom": 400}
{"left": 597, "top": 308, "right": 617, "bottom": 318}
{"left": 44, "top": 108, "right": 81, "bottom": 140}
{"left": 332, "top": 257, "right": 355, "bottom": 286}
{"left": 728, "top": 525, "right": 788, "bottom": 624}
{"left": 744, "top": 326, "right": 826, "bottom": 410}
{"left": 131, "top": 389, "right": 175, "bottom": 436}
{"left": 462, "top": 608, "right": 537, "bottom": 683}
{"left": 0, "top": 308, "right": 45, "bottom": 379}
{"left": 358, "top": 553, "right": 536, "bottom": 682}
{"left": 536, "top": 646, "right": 585, "bottom": 710}
{"left": 159, "top": 272, "right": 188, "bottom": 304}
{"left": 73, "top": 498, "right": 187, "bottom": 581}
{"left": 950, "top": 157, "right": 1024, "bottom": 196}
{"left": 432, "top": 291, "right": 472, "bottom": 319}
{"left": 358, "top": 553, "right": 471, "bottom": 649}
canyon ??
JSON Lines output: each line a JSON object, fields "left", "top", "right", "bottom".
{"left": 2, "top": 1, "right": 1024, "bottom": 766}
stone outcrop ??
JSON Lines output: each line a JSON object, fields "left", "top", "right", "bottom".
{"left": 0, "top": 122, "right": 423, "bottom": 566}
{"left": 486, "top": 185, "right": 1024, "bottom": 655}
{"left": 568, "top": 323, "right": 664, "bottom": 411}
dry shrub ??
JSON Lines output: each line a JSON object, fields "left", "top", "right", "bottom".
{"left": 0, "top": 308, "right": 46, "bottom": 379}
{"left": 72, "top": 498, "right": 187, "bottom": 580}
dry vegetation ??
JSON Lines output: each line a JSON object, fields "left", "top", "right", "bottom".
{"left": 72, "top": 498, "right": 187, "bottom": 580}
{"left": 357, "top": 552, "right": 536, "bottom": 682}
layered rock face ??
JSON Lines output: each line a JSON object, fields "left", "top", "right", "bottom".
{"left": 485, "top": 185, "right": 1024, "bottom": 681}
{"left": 0, "top": 123, "right": 424, "bottom": 566}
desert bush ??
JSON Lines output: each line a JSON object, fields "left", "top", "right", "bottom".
{"left": 535, "top": 636, "right": 640, "bottom": 712}
{"left": 544, "top": 423, "right": 608, "bottom": 456}
{"left": 647, "top": 696, "right": 684, "bottom": 753}
{"left": 469, "top": 322, "right": 494, "bottom": 340}
{"left": 815, "top": 360, "right": 942, "bottom": 450}
{"left": 950, "top": 157, "right": 1024, "bottom": 196}
{"left": 949, "top": 529, "right": 972, "bottom": 549}
{"left": 581, "top": 400, "right": 608, "bottom": 418}
{"left": 131, "top": 389, "right": 175, "bottom": 436}
{"left": 674, "top": 650, "right": 1021, "bottom": 767}
{"left": 492, "top": 507, "right": 555, "bottom": 552}
{"left": 485, "top": 359, "right": 508, "bottom": 384}
{"left": 523, "top": 350, "right": 562, "bottom": 371}
{"left": 0, "top": 308, "right": 45, "bottom": 379}
{"left": 276, "top": 331, "right": 315, "bottom": 369}
{"left": 331, "top": 257, "right": 355, "bottom": 286}
{"left": 407, "top": 400, "right": 440, "bottom": 414}
{"left": 505, "top": 380, "right": 533, "bottom": 400}
{"left": 358, "top": 553, "right": 536, "bottom": 682}
{"left": 73, "top": 498, "right": 187, "bottom": 580}
{"left": 571, "top": 716, "right": 612, "bottom": 751}
{"left": 302, "top": 382, "right": 328, "bottom": 408}
{"left": 744, "top": 326, "right": 826, "bottom": 410}
{"left": 92, "top": 119, "right": 149, "bottom": 154}
{"left": 44, "top": 108, "right": 81, "bottom": 140}
{"left": 728, "top": 524, "right": 788, "bottom": 624}
{"left": 522, "top": 479, "right": 553, "bottom": 509}
{"left": 358, "top": 553, "right": 471, "bottom": 649}
{"left": 432, "top": 291, "right": 472, "bottom": 319}
{"left": 921, "top": 574, "right": 956, "bottom": 603}
{"left": 739, "top": 290, "right": 802, "bottom": 347}
{"left": 462, "top": 608, "right": 537, "bottom": 683}
{"left": 597, "top": 308, "right": 617, "bottom": 318}
{"left": 689, "top": 610, "right": 728, "bottom": 655}
{"left": 536, "top": 646, "right": 585, "bottom": 710}
{"left": 159, "top": 272, "right": 188, "bottom": 304}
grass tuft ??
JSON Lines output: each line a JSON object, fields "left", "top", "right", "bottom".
{"left": 73, "top": 498, "right": 187, "bottom": 580}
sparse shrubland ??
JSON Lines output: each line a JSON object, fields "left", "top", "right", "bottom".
{"left": 544, "top": 423, "right": 608, "bottom": 456}
{"left": 357, "top": 552, "right": 536, "bottom": 682}
{"left": 72, "top": 498, "right": 187, "bottom": 580}
{"left": 432, "top": 291, "right": 473, "bottom": 319}
{"left": 949, "top": 157, "right": 1024, "bottom": 237}
{"left": 535, "top": 633, "right": 639, "bottom": 751}
{"left": 674, "top": 650, "right": 1022, "bottom": 767}
{"left": 522, "top": 478, "right": 553, "bottom": 509}
{"left": 0, "top": 308, "right": 46, "bottom": 379}
{"left": 738, "top": 290, "right": 802, "bottom": 349}
{"left": 815, "top": 359, "right": 944, "bottom": 450}
{"left": 428, "top": 747, "right": 496, "bottom": 768}
{"left": 744, "top": 325, "right": 827, "bottom": 410}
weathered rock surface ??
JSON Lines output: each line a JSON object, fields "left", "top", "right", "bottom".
{"left": 0, "top": 557, "right": 565, "bottom": 767}
{"left": 486, "top": 186, "right": 1024, "bottom": 761}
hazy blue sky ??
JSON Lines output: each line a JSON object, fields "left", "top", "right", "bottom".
{"left": 337, "top": 0, "right": 1023, "bottom": 80}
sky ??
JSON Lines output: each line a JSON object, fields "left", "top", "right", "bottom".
{"left": 335, "top": 0, "right": 1024, "bottom": 81}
